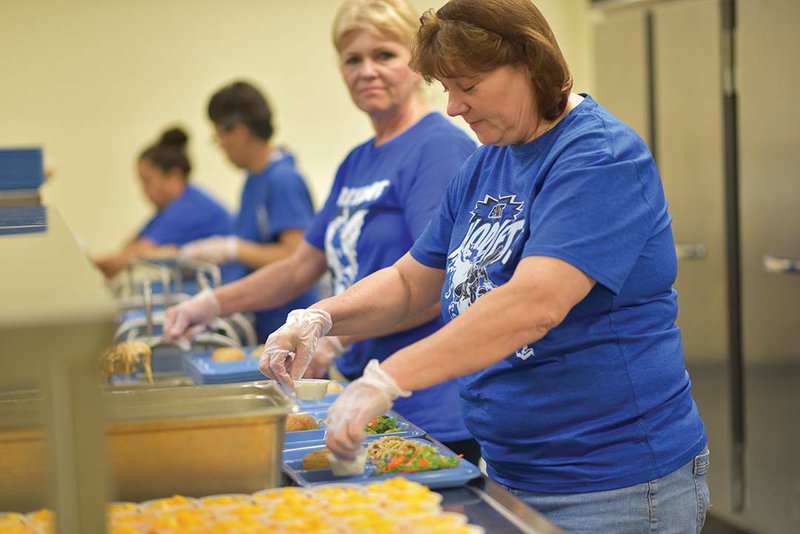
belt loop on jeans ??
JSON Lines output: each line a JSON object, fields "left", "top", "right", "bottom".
{"left": 693, "top": 448, "right": 710, "bottom": 476}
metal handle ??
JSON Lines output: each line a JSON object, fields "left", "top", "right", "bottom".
{"left": 763, "top": 255, "right": 800, "bottom": 274}
{"left": 675, "top": 242, "right": 707, "bottom": 260}
{"left": 141, "top": 279, "right": 153, "bottom": 338}
{"left": 123, "top": 258, "right": 176, "bottom": 306}
{"left": 175, "top": 258, "right": 222, "bottom": 291}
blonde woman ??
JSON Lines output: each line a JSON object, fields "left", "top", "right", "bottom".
{"left": 165, "top": 0, "right": 479, "bottom": 462}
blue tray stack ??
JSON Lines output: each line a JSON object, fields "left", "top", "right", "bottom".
{"left": 282, "top": 395, "right": 481, "bottom": 489}
{"left": 0, "top": 147, "right": 45, "bottom": 192}
{"left": 0, "top": 147, "right": 47, "bottom": 236}
{"left": 182, "top": 349, "right": 264, "bottom": 385}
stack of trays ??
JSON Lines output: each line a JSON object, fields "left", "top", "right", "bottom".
{"left": 282, "top": 394, "right": 481, "bottom": 489}
{"left": 0, "top": 147, "right": 44, "bottom": 192}
{"left": 183, "top": 348, "right": 263, "bottom": 384}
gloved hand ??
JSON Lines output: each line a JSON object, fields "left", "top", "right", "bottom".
{"left": 179, "top": 236, "right": 239, "bottom": 264}
{"left": 326, "top": 359, "right": 411, "bottom": 460}
{"left": 303, "top": 336, "right": 345, "bottom": 378}
{"left": 258, "top": 308, "right": 333, "bottom": 389}
{"left": 163, "top": 289, "right": 221, "bottom": 341}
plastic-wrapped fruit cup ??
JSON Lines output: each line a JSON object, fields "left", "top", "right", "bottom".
{"left": 0, "top": 512, "right": 28, "bottom": 527}
{"left": 199, "top": 494, "right": 253, "bottom": 511}
{"left": 293, "top": 379, "right": 330, "bottom": 400}
{"left": 327, "top": 448, "right": 367, "bottom": 476}
{"left": 405, "top": 511, "right": 468, "bottom": 530}
{"left": 25, "top": 508, "right": 54, "bottom": 532}
{"left": 139, "top": 495, "right": 198, "bottom": 513}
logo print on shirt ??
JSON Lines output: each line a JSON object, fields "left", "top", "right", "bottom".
{"left": 445, "top": 194, "right": 534, "bottom": 360}
{"left": 325, "top": 180, "right": 391, "bottom": 295}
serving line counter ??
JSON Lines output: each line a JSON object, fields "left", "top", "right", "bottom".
{"left": 2, "top": 382, "right": 563, "bottom": 533}
{"left": 0, "top": 205, "right": 117, "bottom": 532}
{"left": 0, "top": 206, "right": 562, "bottom": 533}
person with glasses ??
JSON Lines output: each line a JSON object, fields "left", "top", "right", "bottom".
{"left": 178, "top": 81, "right": 318, "bottom": 340}
{"left": 259, "top": 0, "right": 710, "bottom": 531}
{"left": 164, "top": 0, "right": 481, "bottom": 463}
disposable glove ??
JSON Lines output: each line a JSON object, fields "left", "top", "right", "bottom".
{"left": 258, "top": 308, "right": 332, "bottom": 389}
{"left": 179, "top": 236, "right": 239, "bottom": 264}
{"left": 325, "top": 359, "right": 411, "bottom": 460}
{"left": 303, "top": 336, "right": 345, "bottom": 378}
{"left": 163, "top": 289, "right": 221, "bottom": 341}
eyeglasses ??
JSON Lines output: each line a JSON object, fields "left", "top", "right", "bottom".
{"left": 209, "top": 124, "right": 236, "bottom": 145}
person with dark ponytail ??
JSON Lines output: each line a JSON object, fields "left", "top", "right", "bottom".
{"left": 93, "top": 127, "right": 234, "bottom": 278}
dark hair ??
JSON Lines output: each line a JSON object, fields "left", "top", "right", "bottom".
{"left": 410, "top": 0, "right": 573, "bottom": 121}
{"left": 139, "top": 127, "right": 191, "bottom": 179}
{"left": 207, "top": 81, "right": 274, "bottom": 141}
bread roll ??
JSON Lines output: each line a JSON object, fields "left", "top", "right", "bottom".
{"left": 303, "top": 449, "right": 331, "bottom": 470}
{"left": 285, "top": 413, "right": 319, "bottom": 432}
{"left": 211, "top": 347, "right": 246, "bottom": 362}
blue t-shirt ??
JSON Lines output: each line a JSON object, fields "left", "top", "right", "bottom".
{"left": 235, "top": 150, "right": 318, "bottom": 340}
{"left": 411, "top": 95, "right": 707, "bottom": 492}
{"left": 306, "top": 113, "right": 476, "bottom": 442}
{"left": 139, "top": 184, "right": 233, "bottom": 246}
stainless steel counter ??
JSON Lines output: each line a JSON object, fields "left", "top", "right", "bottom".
{"left": 439, "top": 477, "right": 564, "bottom": 534}
{"left": 0, "top": 206, "right": 117, "bottom": 532}
{"left": 278, "top": 470, "right": 565, "bottom": 533}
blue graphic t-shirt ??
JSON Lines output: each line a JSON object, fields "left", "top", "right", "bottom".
{"left": 235, "top": 150, "right": 318, "bottom": 340}
{"left": 306, "top": 113, "right": 476, "bottom": 441}
{"left": 411, "top": 95, "right": 707, "bottom": 492}
{"left": 139, "top": 184, "right": 233, "bottom": 246}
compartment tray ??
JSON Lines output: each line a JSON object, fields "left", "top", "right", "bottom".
{"left": 284, "top": 410, "right": 425, "bottom": 448}
{"left": 282, "top": 437, "right": 480, "bottom": 489}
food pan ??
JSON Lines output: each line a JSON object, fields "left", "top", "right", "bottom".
{"left": 0, "top": 382, "right": 293, "bottom": 506}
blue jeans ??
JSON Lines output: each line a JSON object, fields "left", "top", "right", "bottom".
{"left": 501, "top": 448, "right": 710, "bottom": 533}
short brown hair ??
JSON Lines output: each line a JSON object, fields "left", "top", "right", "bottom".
{"left": 332, "top": 0, "right": 419, "bottom": 53}
{"left": 410, "top": 0, "right": 573, "bottom": 120}
{"left": 207, "top": 81, "right": 274, "bottom": 141}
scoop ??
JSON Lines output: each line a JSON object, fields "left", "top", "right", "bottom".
{"left": 327, "top": 447, "right": 367, "bottom": 477}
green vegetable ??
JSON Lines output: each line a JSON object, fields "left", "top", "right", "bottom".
{"left": 374, "top": 444, "right": 461, "bottom": 473}
{"left": 365, "top": 415, "right": 403, "bottom": 434}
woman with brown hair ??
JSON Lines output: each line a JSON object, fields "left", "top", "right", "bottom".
{"left": 261, "top": 0, "right": 709, "bottom": 531}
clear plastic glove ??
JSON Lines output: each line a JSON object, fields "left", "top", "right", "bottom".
{"left": 303, "top": 336, "right": 345, "bottom": 378}
{"left": 163, "top": 289, "right": 221, "bottom": 341}
{"left": 179, "top": 236, "right": 239, "bottom": 264}
{"left": 258, "top": 308, "right": 333, "bottom": 389}
{"left": 325, "top": 359, "right": 411, "bottom": 460}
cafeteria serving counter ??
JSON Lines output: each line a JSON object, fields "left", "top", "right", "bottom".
{"left": 439, "top": 478, "right": 564, "bottom": 534}
{"left": 0, "top": 205, "right": 117, "bottom": 532}
{"left": 0, "top": 204, "right": 563, "bottom": 533}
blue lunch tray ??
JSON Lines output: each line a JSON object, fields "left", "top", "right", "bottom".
{"left": 182, "top": 349, "right": 264, "bottom": 384}
{"left": 284, "top": 410, "right": 426, "bottom": 448}
{"left": 282, "top": 437, "right": 480, "bottom": 489}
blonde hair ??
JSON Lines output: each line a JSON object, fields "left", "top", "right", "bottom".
{"left": 332, "top": 0, "right": 420, "bottom": 52}
{"left": 410, "top": 0, "right": 573, "bottom": 121}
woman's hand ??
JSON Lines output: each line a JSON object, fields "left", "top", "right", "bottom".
{"left": 326, "top": 360, "right": 411, "bottom": 460}
{"left": 180, "top": 236, "right": 239, "bottom": 264}
{"left": 258, "top": 308, "right": 333, "bottom": 388}
{"left": 163, "top": 289, "right": 221, "bottom": 340}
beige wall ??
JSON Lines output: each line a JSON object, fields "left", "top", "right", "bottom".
{"left": 0, "top": 0, "right": 592, "bottom": 255}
